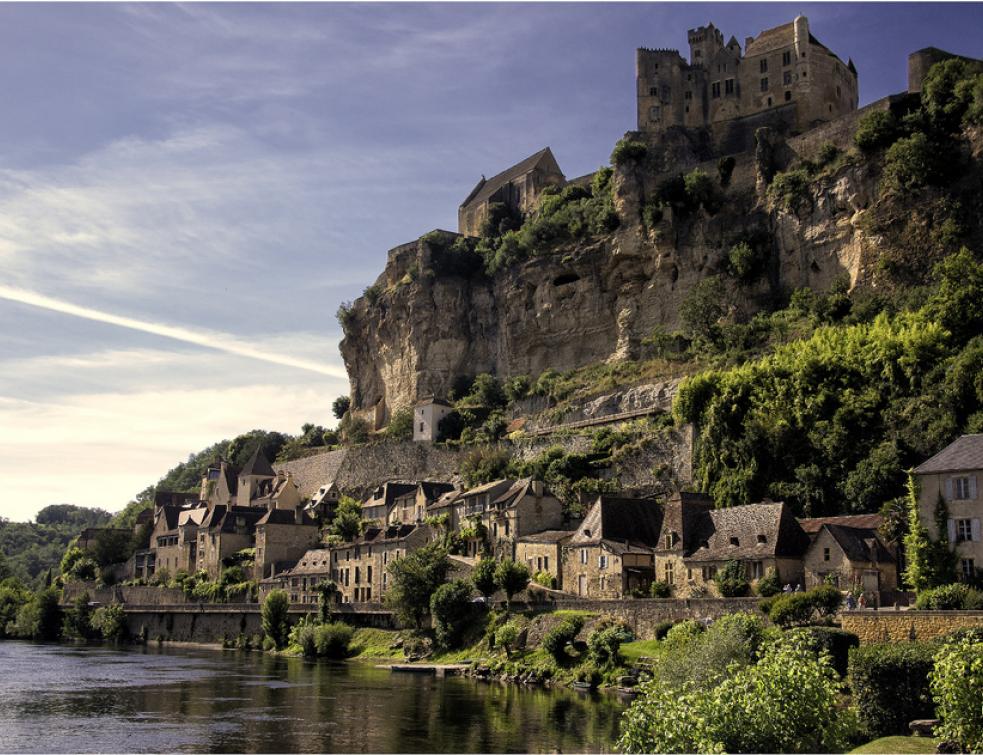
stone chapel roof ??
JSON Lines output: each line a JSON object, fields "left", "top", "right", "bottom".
{"left": 240, "top": 447, "right": 275, "bottom": 478}
{"left": 460, "top": 147, "right": 561, "bottom": 210}
{"left": 569, "top": 496, "right": 664, "bottom": 550}
{"left": 684, "top": 502, "right": 809, "bottom": 562}
{"left": 914, "top": 434, "right": 983, "bottom": 474}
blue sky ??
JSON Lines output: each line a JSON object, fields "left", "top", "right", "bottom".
{"left": 1, "top": 2, "right": 980, "bottom": 522}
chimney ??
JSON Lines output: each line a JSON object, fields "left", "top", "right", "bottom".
{"left": 745, "top": 36, "right": 754, "bottom": 50}
{"left": 531, "top": 480, "right": 544, "bottom": 497}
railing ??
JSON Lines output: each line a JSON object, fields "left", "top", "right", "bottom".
{"left": 529, "top": 406, "right": 663, "bottom": 436}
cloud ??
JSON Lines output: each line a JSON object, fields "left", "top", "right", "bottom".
{"left": 0, "top": 382, "right": 331, "bottom": 522}
{"left": 0, "top": 284, "right": 347, "bottom": 378}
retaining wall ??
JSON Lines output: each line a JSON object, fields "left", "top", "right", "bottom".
{"left": 841, "top": 610, "right": 983, "bottom": 643}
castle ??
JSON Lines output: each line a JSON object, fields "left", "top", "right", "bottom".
{"left": 636, "top": 16, "right": 858, "bottom": 150}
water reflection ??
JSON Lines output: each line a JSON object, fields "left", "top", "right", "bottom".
{"left": 0, "top": 643, "right": 624, "bottom": 753}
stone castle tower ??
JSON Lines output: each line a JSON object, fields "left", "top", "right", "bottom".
{"left": 636, "top": 16, "right": 858, "bottom": 151}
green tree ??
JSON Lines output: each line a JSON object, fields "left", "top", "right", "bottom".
{"left": 13, "top": 588, "right": 62, "bottom": 641}
{"left": 329, "top": 496, "right": 364, "bottom": 541}
{"left": 471, "top": 558, "right": 498, "bottom": 599}
{"left": 91, "top": 603, "right": 127, "bottom": 643}
{"left": 63, "top": 591, "right": 94, "bottom": 640}
{"left": 462, "top": 373, "right": 506, "bottom": 408}
{"left": 385, "top": 407, "right": 414, "bottom": 441}
{"left": 385, "top": 542, "right": 450, "bottom": 629}
{"left": 619, "top": 635, "right": 853, "bottom": 754}
{"left": 610, "top": 138, "right": 647, "bottom": 167}
{"left": 903, "top": 475, "right": 956, "bottom": 590}
{"left": 930, "top": 635, "right": 983, "bottom": 752}
{"left": 680, "top": 276, "right": 727, "bottom": 341}
{"left": 0, "top": 583, "right": 30, "bottom": 638}
{"left": 429, "top": 579, "right": 474, "bottom": 649}
{"left": 261, "top": 589, "right": 291, "bottom": 650}
{"left": 714, "top": 560, "right": 750, "bottom": 597}
{"left": 854, "top": 109, "right": 900, "bottom": 152}
{"left": 316, "top": 581, "right": 338, "bottom": 624}
{"left": 493, "top": 559, "right": 529, "bottom": 612}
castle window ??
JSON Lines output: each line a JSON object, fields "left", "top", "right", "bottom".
{"left": 649, "top": 106, "right": 661, "bottom": 120}
{"left": 783, "top": 71, "right": 792, "bottom": 86}
{"left": 760, "top": 77, "right": 769, "bottom": 92}
{"left": 649, "top": 87, "right": 659, "bottom": 97}
{"left": 685, "top": 90, "right": 692, "bottom": 100}
{"left": 664, "top": 561, "right": 674, "bottom": 585}
{"left": 711, "top": 81, "right": 720, "bottom": 98}
{"left": 725, "top": 78, "right": 734, "bottom": 95}
{"left": 802, "top": 51, "right": 807, "bottom": 58}
{"left": 836, "top": 85, "right": 842, "bottom": 98}
{"left": 782, "top": 51, "right": 792, "bottom": 66}
{"left": 760, "top": 59, "right": 768, "bottom": 73}
{"left": 785, "top": 90, "right": 792, "bottom": 102}
{"left": 685, "top": 106, "right": 690, "bottom": 113}
{"left": 803, "top": 70, "right": 807, "bottom": 78}
{"left": 694, "top": 50, "right": 702, "bottom": 59}
{"left": 963, "top": 559, "right": 976, "bottom": 580}
{"left": 768, "top": 97, "right": 773, "bottom": 107}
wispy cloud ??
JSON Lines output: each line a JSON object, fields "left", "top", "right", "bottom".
{"left": 0, "top": 284, "right": 347, "bottom": 378}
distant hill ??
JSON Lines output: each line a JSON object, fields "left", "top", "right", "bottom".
{"left": 0, "top": 504, "right": 112, "bottom": 588}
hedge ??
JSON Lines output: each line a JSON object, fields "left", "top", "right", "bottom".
{"left": 848, "top": 641, "right": 937, "bottom": 737}
{"left": 791, "top": 626, "right": 859, "bottom": 678}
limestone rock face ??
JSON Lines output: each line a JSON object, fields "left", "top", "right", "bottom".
{"left": 339, "top": 128, "right": 965, "bottom": 426}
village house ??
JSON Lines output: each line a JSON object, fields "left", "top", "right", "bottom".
{"left": 516, "top": 530, "right": 574, "bottom": 589}
{"left": 305, "top": 481, "right": 341, "bottom": 523}
{"left": 798, "top": 514, "right": 897, "bottom": 596}
{"left": 196, "top": 505, "right": 268, "bottom": 579}
{"left": 259, "top": 547, "right": 333, "bottom": 606}
{"left": 386, "top": 481, "right": 456, "bottom": 526}
{"left": 458, "top": 147, "right": 566, "bottom": 237}
{"left": 562, "top": 496, "right": 664, "bottom": 599}
{"left": 254, "top": 508, "right": 320, "bottom": 580}
{"left": 913, "top": 434, "right": 983, "bottom": 583}
{"left": 413, "top": 398, "right": 454, "bottom": 442}
{"left": 655, "top": 497, "right": 810, "bottom": 596}
{"left": 448, "top": 479, "right": 564, "bottom": 560}
{"left": 200, "top": 459, "right": 239, "bottom": 508}
{"left": 329, "top": 524, "right": 433, "bottom": 604}
{"left": 360, "top": 482, "right": 419, "bottom": 524}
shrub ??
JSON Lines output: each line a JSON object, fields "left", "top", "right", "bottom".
{"left": 574, "top": 662, "right": 603, "bottom": 688}
{"left": 790, "top": 626, "right": 859, "bottom": 678}
{"left": 292, "top": 621, "right": 317, "bottom": 657}
{"left": 915, "top": 583, "right": 983, "bottom": 610}
{"left": 767, "top": 168, "right": 811, "bottom": 211}
{"left": 714, "top": 560, "right": 750, "bottom": 597}
{"left": 261, "top": 590, "right": 291, "bottom": 650}
{"left": 611, "top": 138, "right": 647, "bottom": 166}
{"left": 854, "top": 109, "right": 900, "bottom": 152}
{"left": 532, "top": 571, "right": 555, "bottom": 589}
{"left": 680, "top": 276, "right": 727, "bottom": 341}
{"left": 12, "top": 588, "right": 62, "bottom": 641}
{"left": 768, "top": 592, "right": 816, "bottom": 628}
{"left": 848, "top": 641, "right": 937, "bottom": 737}
{"left": 429, "top": 579, "right": 474, "bottom": 649}
{"left": 683, "top": 169, "right": 721, "bottom": 213}
{"left": 649, "top": 580, "right": 671, "bottom": 598}
{"left": 542, "top": 616, "right": 583, "bottom": 662}
{"left": 459, "top": 447, "right": 510, "bottom": 487}
{"left": 587, "top": 621, "right": 634, "bottom": 668}
{"left": 810, "top": 584, "right": 843, "bottom": 617}
{"left": 91, "top": 603, "right": 127, "bottom": 643}
{"left": 726, "top": 241, "right": 762, "bottom": 282}
{"left": 664, "top": 618, "right": 704, "bottom": 648}
{"left": 619, "top": 635, "right": 853, "bottom": 754}
{"left": 503, "top": 375, "right": 531, "bottom": 404}
{"left": 314, "top": 622, "right": 354, "bottom": 659}
{"left": 494, "top": 621, "right": 521, "bottom": 658}
{"left": 653, "top": 621, "right": 674, "bottom": 640}
{"left": 817, "top": 142, "right": 841, "bottom": 167}
{"left": 756, "top": 568, "right": 782, "bottom": 597}
{"left": 883, "top": 132, "right": 946, "bottom": 190}
{"left": 930, "top": 635, "right": 983, "bottom": 752}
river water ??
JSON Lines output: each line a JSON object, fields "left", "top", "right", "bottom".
{"left": 0, "top": 642, "right": 626, "bottom": 753}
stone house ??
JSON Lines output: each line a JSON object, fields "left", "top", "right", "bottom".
{"left": 254, "top": 508, "right": 320, "bottom": 580}
{"left": 196, "top": 505, "right": 267, "bottom": 579}
{"left": 387, "top": 481, "right": 456, "bottom": 526}
{"left": 147, "top": 505, "right": 183, "bottom": 578}
{"left": 200, "top": 459, "right": 239, "bottom": 508}
{"left": 798, "top": 514, "right": 897, "bottom": 595}
{"left": 260, "top": 547, "right": 333, "bottom": 606}
{"left": 448, "top": 478, "right": 564, "bottom": 560}
{"left": 913, "top": 434, "right": 983, "bottom": 583}
{"left": 654, "top": 495, "right": 809, "bottom": 596}
{"left": 458, "top": 147, "right": 566, "bottom": 237}
{"left": 305, "top": 481, "right": 342, "bottom": 523}
{"left": 413, "top": 398, "right": 453, "bottom": 442}
{"left": 516, "top": 530, "right": 574, "bottom": 589}
{"left": 562, "top": 496, "right": 665, "bottom": 599}
{"left": 329, "top": 524, "right": 433, "bottom": 604}
{"left": 637, "top": 16, "right": 858, "bottom": 150}
{"left": 361, "top": 482, "right": 419, "bottom": 525}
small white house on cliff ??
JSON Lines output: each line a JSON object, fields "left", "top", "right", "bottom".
{"left": 413, "top": 397, "right": 453, "bottom": 442}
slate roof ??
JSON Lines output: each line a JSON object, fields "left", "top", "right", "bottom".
{"left": 287, "top": 548, "right": 333, "bottom": 575}
{"left": 569, "top": 496, "right": 664, "bottom": 550}
{"left": 822, "top": 523, "right": 894, "bottom": 564}
{"left": 201, "top": 505, "right": 266, "bottom": 533}
{"left": 240, "top": 447, "right": 275, "bottom": 478}
{"left": 798, "top": 513, "right": 883, "bottom": 534}
{"left": 177, "top": 507, "right": 207, "bottom": 528}
{"left": 427, "top": 490, "right": 462, "bottom": 511}
{"left": 685, "top": 502, "right": 809, "bottom": 562}
{"left": 914, "top": 435, "right": 983, "bottom": 474}
{"left": 155, "top": 504, "right": 184, "bottom": 531}
{"left": 743, "top": 21, "right": 794, "bottom": 57}
{"left": 459, "top": 479, "right": 517, "bottom": 500}
{"left": 363, "top": 482, "right": 419, "bottom": 510}
{"left": 154, "top": 491, "right": 200, "bottom": 509}
{"left": 460, "top": 148, "right": 561, "bottom": 210}
{"left": 256, "top": 508, "right": 317, "bottom": 526}
{"left": 517, "top": 529, "right": 575, "bottom": 544}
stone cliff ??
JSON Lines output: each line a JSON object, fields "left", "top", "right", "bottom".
{"left": 340, "top": 100, "right": 983, "bottom": 426}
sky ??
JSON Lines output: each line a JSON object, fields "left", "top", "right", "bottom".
{"left": 1, "top": 2, "right": 981, "bottom": 523}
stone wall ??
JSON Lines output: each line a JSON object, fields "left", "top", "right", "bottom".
{"left": 841, "top": 610, "right": 983, "bottom": 644}
{"left": 63, "top": 582, "right": 191, "bottom": 606}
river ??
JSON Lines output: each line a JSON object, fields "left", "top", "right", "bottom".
{"left": 0, "top": 642, "right": 627, "bottom": 753}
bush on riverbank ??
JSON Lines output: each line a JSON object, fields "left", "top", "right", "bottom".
{"left": 848, "top": 641, "right": 937, "bottom": 738}
{"left": 930, "top": 634, "right": 983, "bottom": 752}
